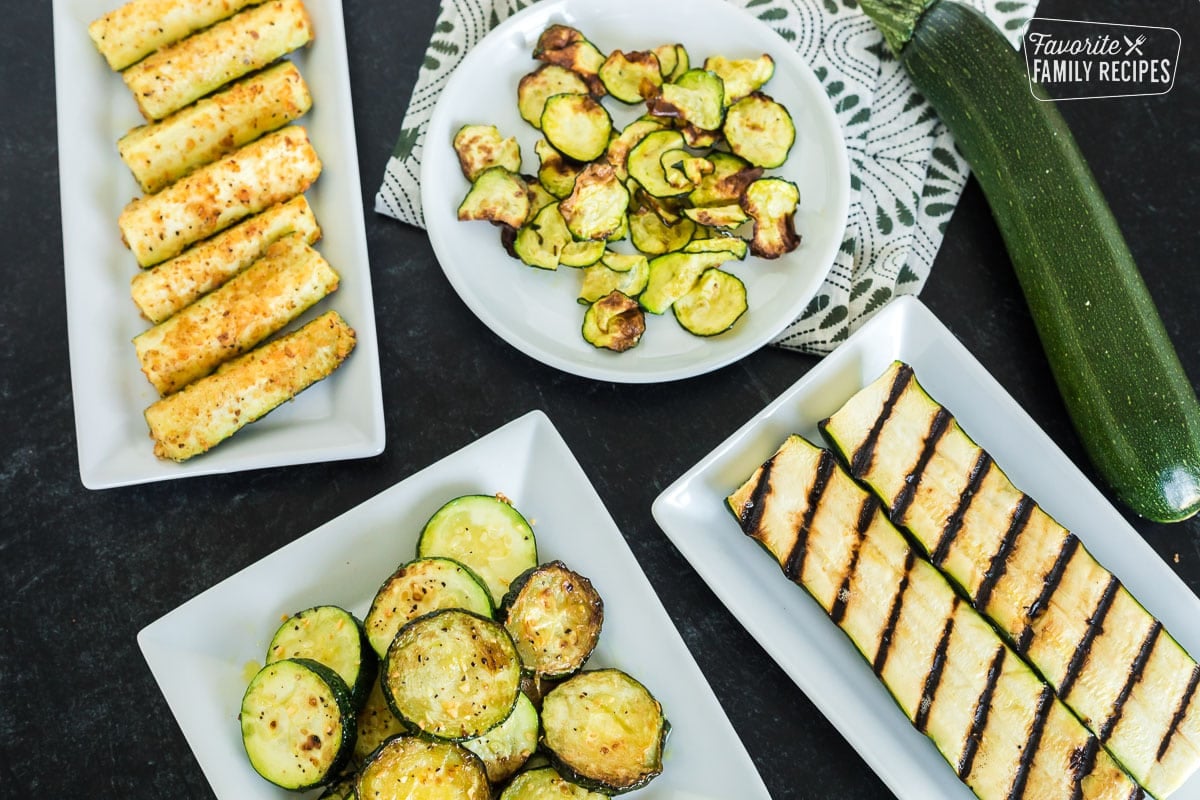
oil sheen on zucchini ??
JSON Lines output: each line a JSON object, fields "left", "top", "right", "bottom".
{"left": 859, "top": 0, "right": 1200, "bottom": 523}
{"left": 727, "top": 434, "right": 1145, "bottom": 800}
{"left": 821, "top": 361, "right": 1200, "bottom": 798}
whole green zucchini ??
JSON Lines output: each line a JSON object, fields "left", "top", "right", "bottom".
{"left": 859, "top": 0, "right": 1200, "bottom": 522}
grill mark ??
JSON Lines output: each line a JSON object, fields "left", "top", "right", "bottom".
{"left": 782, "top": 450, "right": 835, "bottom": 581}
{"left": 1157, "top": 664, "right": 1200, "bottom": 762}
{"left": 973, "top": 494, "right": 1033, "bottom": 612}
{"left": 737, "top": 453, "right": 775, "bottom": 535}
{"left": 1007, "top": 685, "right": 1054, "bottom": 800}
{"left": 847, "top": 363, "right": 913, "bottom": 477}
{"left": 1100, "top": 621, "right": 1162, "bottom": 742}
{"left": 932, "top": 450, "right": 991, "bottom": 567}
{"left": 1017, "top": 534, "right": 1080, "bottom": 654}
{"left": 1058, "top": 575, "right": 1120, "bottom": 700}
{"left": 829, "top": 495, "right": 878, "bottom": 625}
{"left": 914, "top": 598, "right": 958, "bottom": 733}
{"left": 872, "top": 548, "right": 916, "bottom": 677}
{"left": 1068, "top": 737, "right": 1101, "bottom": 800}
{"left": 958, "top": 645, "right": 1007, "bottom": 780}
{"left": 890, "top": 407, "right": 951, "bottom": 522}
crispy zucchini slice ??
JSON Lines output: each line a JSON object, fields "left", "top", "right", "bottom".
{"left": 742, "top": 177, "right": 800, "bottom": 258}
{"left": 648, "top": 68, "right": 725, "bottom": 132}
{"left": 723, "top": 92, "right": 796, "bottom": 168}
{"left": 652, "top": 43, "right": 690, "bottom": 83}
{"left": 605, "top": 117, "right": 668, "bottom": 182}
{"left": 518, "top": 64, "right": 591, "bottom": 130}
{"left": 683, "top": 203, "right": 749, "bottom": 229}
{"left": 266, "top": 605, "right": 377, "bottom": 709}
{"left": 457, "top": 167, "right": 531, "bottom": 229}
{"left": 683, "top": 234, "right": 749, "bottom": 260}
{"left": 240, "top": 658, "right": 356, "bottom": 791}
{"left": 357, "top": 736, "right": 490, "bottom": 799}
{"left": 500, "top": 765, "right": 609, "bottom": 800}
{"left": 598, "top": 50, "right": 662, "bottom": 104}
{"left": 688, "top": 151, "right": 763, "bottom": 208}
{"left": 514, "top": 202, "right": 573, "bottom": 271}
{"left": 462, "top": 691, "right": 539, "bottom": 783}
{"left": 578, "top": 252, "right": 651, "bottom": 305}
{"left": 500, "top": 561, "right": 604, "bottom": 679}
{"left": 673, "top": 268, "right": 748, "bottom": 336}
{"left": 559, "top": 163, "right": 630, "bottom": 241}
{"left": 541, "top": 93, "right": 613, "bottom": 163}
{"left": 703, "top": 54, "right": 775, "bottom": 105}
{"left": 640, "top": 250, "right": 735, "bottom": 315}
{"left": 582, "top": 291, "right": 645, "bottom": 352}
{"left": 353, "top": 675, "right": 408, "bottom": 765}
{"left": 533, "top": 24, "right": 607, "bottom": 95}
{"left": 559, "top": 239, "right": 607, "bottom": 269}
{"left": 535, "top": 139, "right": 584, "bottom": 199}
{"left": 454, "top": 124, "right": 522, "bottom": 182}
{"left": 627, "top": 129, "right": 690, "bottom": 198}
{"left": 628, "top": 205, "right": 695, "bottom": 255}
{"left": 661, "top": 149, "right": 712, "bottom": 190}
{"left": 540, "top": 669, "right": 668, "bottom": 794}
{"left": 417, "top": 494, "right": 539, "bottom": 606}
{"left": 383, "top": 609, "right": 522, "bottom": 741}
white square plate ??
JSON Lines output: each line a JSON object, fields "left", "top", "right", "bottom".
{"left": 652, "top": 295, "right": 1200, "bottom": 799}
{"left": 421, "top": 0, "right": 850, "bottom": 383}
{"left": 139, "top": 410, "right": 770, "bottom": 799}
{"left": 52, "top": 0, "right": 384, "bottom": 489}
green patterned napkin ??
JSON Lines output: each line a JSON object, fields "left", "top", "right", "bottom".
{"left": 376, "top": 0, "right": 1037, "bottom": 355}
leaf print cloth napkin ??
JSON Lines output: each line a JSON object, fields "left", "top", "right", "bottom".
{"left": 375, "top": 0, "right": 1038, "bottom": 355}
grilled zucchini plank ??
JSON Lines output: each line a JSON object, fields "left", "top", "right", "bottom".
{"left": 87, "top": 0, "right": 267, "bottom": 72}
{"left": 143, "top": 309, "right": 355, "bottom": 461}
{"left": 134, "top": 233, "right": 339, "bottom": 395}
{"left": 727, "top": 435, "right": 1144, "bottom": 800}
{"left": 119, "top": 125, "right": 322, "bottom": 267}
{"left": 129, "top": 194, "right": 320, "bottom": 324}
{"left": 118, "top": 61, "right": 312, "bottom": 194}
{"left": 820, "top": 361, "right": 1200, "bottom": 798}
{"left": 121, "top": 0, "right": 314, "bottom": 121}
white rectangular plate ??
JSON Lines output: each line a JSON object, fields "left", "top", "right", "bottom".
{"left": 653, "top": 295, "right": 1200, "bottom": 799}
{"left": 139, "top": 410, "right": 770, "bottom": 799}
{"left": 52, "top": 0, "right": 384, "bottom": 489}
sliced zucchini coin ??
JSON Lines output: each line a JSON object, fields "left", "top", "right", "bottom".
{"left": 582, "top": 291, "right": 646, "bottom": 352}
{"left": 683, "top": 234, "right": 749, "bottom": 260}
{"left": 453, "top": 124, "right": 521, "bottom": 182}
{"left": 605, "top": 117, "right": 667, "bottom": 182}
{"left": 240, "top": 658, "right": 356, "bottom": 791}
{"left": 559, "top": 163, "right": 630, "bottom": 241}
{"left": 383, "top": 608, "right": 522, "bottom": 741}
{"left": 540, "top": 669, "right": 668, "bottom": 794}
{"left": 660, "top": 149, "right": 712, "bottom": 190}
{"left": 514, "top": 202, "right": 572, "bottom": 271}
{"left": 559, "top": 238, "right": 607, "bottom": 269}
{"left": 524, "top": 178, "right": 558, "bottom": 222}
{"left": 688, "top": 151, "right": 762, "bottom": 208}
{"left": 535, "top": 139, "right": 583, "bottom": 199}
{"left": 640, "top": 250, "right": 735, "bottom": 315}
{"left": 673, "top": 268, "right": 748, "bottom": 336}
{"left": 682, "top": 203, "right": 749, "bottom": 229}
{"left": 266, "top": 605, "right": 377, "bottom": 708}
{"left": 651, "top": 43, "right": 690, "bottom": 83}
{"left": 499, "top": 765, "right": 609, "bottom": 800}
{"left": 626, "top": 129, "right": 690, "bottom": 198}
{"left": 518, "top": 64, "right": 591, "bottom": 130}
{"left": 354, "top": 674, "right": 408, "bottom": 765}
{"left": 533, "top": 24, "right": 606, "bottom": 94}
{"left": 364, "top": 556, "right": 494, "bottom": 660}
{"left": 357, "top": 736, "right": 490, "bottom": 800}
{"left": 628, "top": 205, "right": 695, "bottom": 255}
{"left": 723, "top": 92, "right": 796, "bottom": 168}
{"left": 742, "top": 177, "right": 800, "bottom": 258}
{"left": 457, "top": 167, "right": 531, "bottom": 229}
{"left": 578, "top": 252, "right": 650, "bottom": 305}
{"left": 462, "top": 691, "right": 540, "bottom": 783}
{"left": 541, "top": 93, "right": 612, "bottom": 163}
{"left": 648, "top": 68, "right": 725, "bottom": 131}
{"left": 703, "top": 54, "right": 775, "bottom": 105}
{"left": 417, "top": 494, "right": 538, "bottom": 605}
{"left": 500, "top": 561, "right": 604, "bottom": 679}
{"left": 598, "top": 50, "right": 663, "bottom": 104}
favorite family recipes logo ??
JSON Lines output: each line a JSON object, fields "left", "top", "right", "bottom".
{"left": 1023, "top": 18, "right": 1181, "bottom": 100}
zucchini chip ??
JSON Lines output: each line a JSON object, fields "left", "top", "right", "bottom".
{"left": 723, "top": 92, "right": 796, "bottom": 168}
{"left": 741, "top": 177, "right": 801, "bottom": 258}
{"left": 582, "top": 291, "right": 646, "bottom": 352}
{"left": 500, "top": 765, "right": 609, "bottom": 800}
{"left": 647, "top": 68, "right": 725, "bottom": 132}
{"left": 673, "top": 268, "right": 748, "bottom": 336}
{"left": 533, "top": 24, "right": 607, "bottom": 95}
{"left": 457, "top": 167, "right": 531, "bottom": 229}
{"left": 605, "top": 116, "right": 667, "bottom": 181}
{"left": 357, "top": 736, "right": 490, "bottom": 800}
{"left": 626, "top": 129, "right": 690, "bottom": 198}
{"left": 559, "top": 163, "right": 630, "bottom": 241}
{"left": 514, "top": 202, "right": 573, "bottom": 270}
{"left": 628, "top": 205, "right": 695, "bottom": 255}
{"left": 518, "top": 64, "right": 591, "bottom": 130}
{"left": 353, "top": 675, "right": 408, "bottom": 765}
{"left": 240, "top": 658, "right": 357, "bottom": 791}
{"left": 598, "top": 50, "right": 663, "bottom": 104}
{"left": 462, "top": 691, "right": 540, "bottom": 783}
{"left": 684, "top": 234, "right": 749, "bottom": 260}
{"left": 640, "top": 250, "right": 736, "bottom": 315}
{"left": 535, "top": 139, "right": 583, "bottom": 199}
{"left": 578, "top": 252, "right": 651, "bottom": 304}
{"left": 266, "top": 605, "right": 377, "bottom": 709}
{"left": 500, "top": 561, "right": 605, "bottom": 679}
{"left": 364, "top": 556, "right": 494, "bottom": 659}
{"left": 540, "top": 669, "right": 668, "bottom": 794}
{"left": 559, "top": 238, "right": 607, "bottom": 269}
{"left": 703, "top": 54, "right": 776, "bottom": 105}
{"left": 453, "top": 124, "right": 522, "bottom": 182}
{"left": 383, "top": 609, "right": 522, "bottom": 741}
{"left": 688, "top": 151, "right": 763, "bottom": 208}
{"left": 682, "top": 203, "right": 749, "bottom": 229}
{"left": 417, "top": 494, "right": 539, "bottom": 605}
{"left": 652, "top": 43, "right": 690, "bottom": 83}
{"left": 541, "top": 93, "right": 613, "bottom": 163}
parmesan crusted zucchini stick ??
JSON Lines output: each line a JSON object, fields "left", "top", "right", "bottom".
{"left": 133, "top": 233, "right": 339, "bottom": 395}
{"left": 118, "top": 125, "right": 321, "bottom": 267}
{"left": 119, "top": 62, "right": 312, "bottom": 194}
{"left": 130, "top": 195, "right": 320, "bottom": 324}
{"left": 88, "top": 0, "right": 268, "bottom": 72}
{"left": 144, "top": 310, "right": 356, "bottom": 461}
{"left": 121, "top": 0, "right": 314, "bottom": 121}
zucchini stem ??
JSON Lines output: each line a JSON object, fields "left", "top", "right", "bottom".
{"left": 857, "top": 0, "right": 940, "bottom": 55}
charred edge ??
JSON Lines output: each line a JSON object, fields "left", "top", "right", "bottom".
{"left": 848, "top": 363, "right": 913, "bottom": 477}
{"left": 890, "top": 407, "right": 951, "bottom": 522}
{"left": 1007, "top": 685, "right": 1054, "bottom": 800}
{"left": 914, "top": 598, "right": 958, "bottom": 733}
{"left": 1157, "top": 664, "right": 1200, "bottom": 762}
{"left": 872, "top": 548, "right": 916, "bottom": 677}
{"left": 958, "top": 645, "right": 1006, "bottom": 780}
{"left": 932, "top": 450, "right": 992, "bottom": 566}
{"left": 974, "top": 494, "right": 1033, "bottom": 613}
{"left": 1069, "top": 736, "right": 1101, "bottom": 800}
{"left": 737, "top": 453, "right": 776, "bottom": 534}
{"left": 1059, "top": 574, "right": 1120, "bottom": 700}
{"left": 830, "top": 494, "right": 878, "bottom": 625}
{"left": 1100, "top": 621, "right": 1161, "bottom": 742}
{"left": 1017, "top": 534, "right": 1081, "bottom": 655}
{"left": 783, "top": 450, "right": 834, "bottom": 581}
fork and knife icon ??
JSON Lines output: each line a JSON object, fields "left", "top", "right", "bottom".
{"left": 1123, "top": 33, "right": 1148, "bottom": 55}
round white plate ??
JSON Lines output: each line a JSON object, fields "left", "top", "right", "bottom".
{"left": 422, "top": 0, "right": 850, "bottom": 383}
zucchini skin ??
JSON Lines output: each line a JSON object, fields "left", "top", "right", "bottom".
{"left": 883, "top": 0, "right": 1200, "bottom": 522}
